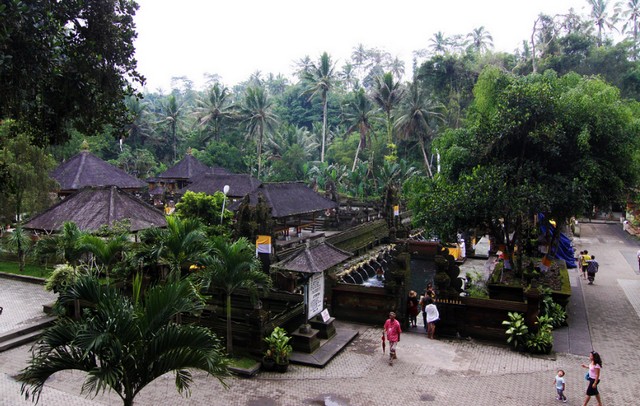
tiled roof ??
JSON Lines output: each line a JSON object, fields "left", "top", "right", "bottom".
{"left": 24, "top": 186, "right": 167, "bottom": 232}
{"left": 50, "top": 151, "right": 146, "bottom": 191}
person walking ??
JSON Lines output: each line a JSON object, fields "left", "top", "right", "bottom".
{"left": 554, "top": 369, "right": 567, "bottom": 403}
{"left": 383, "top": 311, "right": 402, "bottom": 366}
{"left": 425, "top": 297, "right": 439, "bottom": 339}
{"left": 581, "top": 351, "right": 603, "bottom": 406}
{"left": 581, "top": 250, "right": 590, "bottom": 280}
{"left": 587, "top": 255, "right": 599, "bottom": 285}
{"left": 420, "top": 283, "right": 436, "bottom": 331}
{"left": 407, "top": 290, "right": 419, "bottom": 328}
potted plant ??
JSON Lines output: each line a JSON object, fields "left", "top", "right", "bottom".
{"left": 262, "top": 330, "right": 277, "bottom": 372}
{"left": 264, "top": 327, "right": 292, "bottom": 373}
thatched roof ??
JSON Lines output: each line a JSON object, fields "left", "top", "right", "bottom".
{"left": 158, "top": 154, "right": 211, "bottom": 180}
{"left": 51, "top": 150, "right": 146, "bottom": 192}
{"left": 272, "top": 241, "right": 352, "bottom": 273}
{"left": 237, "top": 182, "right": 338, "bottom": 218}
{"left": 24, "top": 186, "right": 167, "bottom": 232}
{"left": 178, "top": 173, "right": 261, "bottom": 198}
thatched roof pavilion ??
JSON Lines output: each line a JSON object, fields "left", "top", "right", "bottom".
{"left": 272, "top": 241, "right": 352, "bottom": 274}
{"left": 51, "top": 150, "right": 146, "bottom": 196}
{"left": 178, "top": 172, "right": 261, "bottom": 199}
{"left": 240, "top": 182, "right": 338, "bottom": 218}
{"left": 24, "top": 186, "right": 166, "bottom": 233}
{"left": 156, "top": 153, "right": 213, "bottom": 189}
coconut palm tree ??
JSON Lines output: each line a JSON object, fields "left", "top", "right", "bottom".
{"left": 589, "top": 0, "right": 617, "bottom": 46}
{"left": 394, "top": 81, "right": 443, "bottom": 178}
{"left": 343, "top": 88, "right": 377, "bottom": 171}
{"left": 303, "top": 52, "right": 337, "bottom": 163}
{"left": 201, "top": 237, "right": 271, "bottom": 354}
{"left": 156, "top": 94, "right": 184, "bottom": 162}
{"left": 240, "top": 86, "right": 278, "bottom": 178}
{"left": 616, "top": 0, "right": 640, "bottom": 58}
{"left": 194, "top": 83, "right": 235, "bottom": 144}
{"left": 18, "top": 276, "right": 229, "bottom": 406}
{"left": 467, "top": 26, "right": 494, "bottom": 53}
{"left": 371, "top": 72, "right": 405, "bottom": 149}
{"left": 429, "top": 32, "right": 449, "bottom": 55}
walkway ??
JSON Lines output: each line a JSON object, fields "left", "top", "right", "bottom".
{"left": 1, "top": 223, "right": 639, "bottom": 405}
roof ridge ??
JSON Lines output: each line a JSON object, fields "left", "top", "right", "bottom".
{"left": 71, "top": 152, "right": 87, "bottom": 189}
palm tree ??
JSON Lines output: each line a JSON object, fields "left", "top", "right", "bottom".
{"left": 429, "top": 32, "right": 449, "bottom": 55}
{"left": 240, "top": 86, "right": 278, "bottom": 178}
{"left": 589, "top": 0, "right": 616, "bottom": 46}
{"left": 467, "top": 26, "right": 494, "bottom": 53}
{"left": 156, "top": 94, "right": 184, "bottom": 162}
{"left": 617, "top": 0, "right": 640, "bottom": 58}
{"left": 194, "top": 83, "right": 235, "bottom": 144}
{"left": 202, "top": 237, "right": 271, "bottom": 354}
{"left": 371, "top": 72, "right": 405, "bottom": 148}
{"left": 140, "top": 216, "right": 209, "bottom": 279}
{"left": 18, "top": 276, "right": 229, "bottom": 406}
{"left": 303, "top": 52, "right": 337, "bottom": 163}
{"left": 343, "top": 88, "right": 376, "bottom": 171}
{"left": 123, "top": 96, "right": 152, "bottom": 148}
{"left": 78, "top": 234, "right": 130, "bottom": 280}
{"left": 32, "top": 222, "right": 86, "bottom": 266}
{"left": 394, "top": 81, "right": 443, "bottom": 178}
{"left": 3, "top": 225, "right": 31, "bottom": 272}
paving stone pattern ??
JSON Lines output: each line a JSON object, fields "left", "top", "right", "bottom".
{"left": 1, "top": 222, "right": 639, "bottom": 405}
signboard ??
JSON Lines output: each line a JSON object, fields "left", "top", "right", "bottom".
{"left": 320, "top": 308, "right": 330, "bottom": 322}
{"left": 307, "top": 272, "right": 324, "bottom": 319}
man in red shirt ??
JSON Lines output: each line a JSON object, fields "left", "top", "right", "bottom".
{"left": 383, "top": 312, "right": 402, "bottom": 365}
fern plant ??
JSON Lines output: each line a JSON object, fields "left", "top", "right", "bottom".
{"left": 502, "top": 312, "right": 528, "bottom": 350}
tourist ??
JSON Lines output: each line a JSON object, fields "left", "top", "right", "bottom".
{"left": 581, "top": 250, "right": 590, "bottom": 280}
{"left": 425, "top": 297, "right": 439, "bottom": 339}
{"left": 383, "top": 312, "right": 402, "bottom": 366}
{"left": 420, "top": 284, "right": 436, "bottom": 330}
{"left": 407, "top": 290, "right": 419, "bottom": 328}
{"left": 581, "top": 351, "right": 603, "bottom": 406}
{"left": 554, "top": 369, "right": 567, "bottom": 403}
{"left": 636, "top": 248, "right": 640, "bottom": 272}
{"left": 587, "top": 255, "right": 599, "bottom": 285}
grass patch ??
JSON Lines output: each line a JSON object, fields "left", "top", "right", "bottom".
{"left": 0, "top": 260, "right": 52, "bottom": 278}
{"left": 228, "top": 355, "right": 259, "bottom": 369}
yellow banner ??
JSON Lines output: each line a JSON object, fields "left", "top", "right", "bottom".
{"left": 256, "top": 235, "right": 272, "bottom": 254}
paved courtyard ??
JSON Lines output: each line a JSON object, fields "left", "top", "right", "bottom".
{"left": 1, "top": 222, "right": 640, "bottom": 405}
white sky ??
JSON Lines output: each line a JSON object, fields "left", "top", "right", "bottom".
{"left": 133, "top": 0, "right": 591, "bottom": 92}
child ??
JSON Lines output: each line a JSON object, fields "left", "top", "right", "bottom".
{"left": 554, "top": 369, "right": 567, "bottom": 403}
{"left": 383, "top": 311, "right": 402, "bottom": 365}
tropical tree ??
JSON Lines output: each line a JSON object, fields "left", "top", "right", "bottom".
{"left": 429, "top": 32, "right": 449, "bottom": 55}
{"left": 241, "top": 86, "right": 278, "bottom": 178}
{"left": 156, "top": 94, "right": 184, "bottom": 162}
{"left": 78, "top": 234, "right": 130, "bottom": 280}
{"left": 371, "top": 72, "right": 405, "bottom": 155}
{"left": 2, "top": 225, "right": 32, "bottom": 272}
{"left": 342, "top": 88, "right": 377, "bottom": 171}
{"left": 201, "top": 237, "right": 272, "bottom": 354}
{"left": 32, "top": 222, "right": 86, "bottom": 266}
{"left": 394, "top": 81, "right": 443, "bottom": 177}
{"left": 616, "top": 0, "right": 640, "bottom": 58}
{"left": 589, "top": 0, "right": 617, "bottom": 46}
{"left": 140, "top": 216, "right": 209, "bottom": 279}
{"left": 303, "top": 52, "right": 337, "bottom": 163}
{"left": 18, "top": 276, "right": 229, "bottom": 406}
{"left": 467, "top": 26, "right": 494, "bottom": 53}
{"left": 194, "top": 83, "right": 235, "bottom": 144}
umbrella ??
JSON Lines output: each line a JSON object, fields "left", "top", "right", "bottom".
{"left": 381, "top": 334, "right": 386, "bottom": 353}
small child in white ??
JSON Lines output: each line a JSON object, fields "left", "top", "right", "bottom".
{"left": 554, "top": 369, "right": 567, "bottom": 402}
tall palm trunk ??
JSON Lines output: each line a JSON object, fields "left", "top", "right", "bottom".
{"left": 257, "top": 123, "right": 264, "bottom": 178}
{"left": 321, "top": 91, "right": 328, "bottom": 163}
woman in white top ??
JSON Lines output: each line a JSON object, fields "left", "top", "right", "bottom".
{"left": 425, "top": 298, "right": 439, "bottom": 339}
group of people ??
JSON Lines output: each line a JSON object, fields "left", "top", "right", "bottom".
{"left": 384, "top": 284, "right": 440, "bottom": 366}
{"left": 578, "top": 249, "right": 599, "bottom": 284}
{"left": 554, "top": 351, "right": 603, "bottom": 406}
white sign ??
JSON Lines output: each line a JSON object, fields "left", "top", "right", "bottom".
{"left": 320, "top": 308, "right": 330, "bottom": 322}
{"left": 307, "top": 272, "right": 324, "bottom": 319}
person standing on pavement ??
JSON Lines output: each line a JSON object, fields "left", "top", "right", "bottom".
{"left": 587, "top": 255, "right": 599, "bottom": 285}
{"left": 636, "top": 248, "right": 640, "bottom": 271}
{"left": 383, "top": 311, "right": 402, "bottom": 365}
{"left": 420, "top": 283, "right": 436, "bottom": 331}
{"left": 581, "top": 351, "right": 603, "bottom": 406}
{"left": 581, "top": 250, "right": 590, "bottom": 280}
{"left": 425, "top": 298, "right": 439, "bottom": 339}
{"left": 407, "top": 290, "right": 419, "bottom": 328}
{"left": 554, "top": 369, "right": 567, "bottom": 403}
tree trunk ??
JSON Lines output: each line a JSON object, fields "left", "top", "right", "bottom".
{"left": 226, "top": 293, "right": 233, "bottom": 354}
{"left": 419, "top": 138, "right": 433, "bottom": 178}
{"left": 320, "top": 92, "right": 328, "bottom": 163}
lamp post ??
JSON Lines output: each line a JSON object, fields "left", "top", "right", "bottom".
{"left": 220, "top": 184, "right": 230, "bottom": 224}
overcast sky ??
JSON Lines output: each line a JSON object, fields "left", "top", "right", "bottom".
{"left": 133, "top": 0, "right": 591, "bottom": 92}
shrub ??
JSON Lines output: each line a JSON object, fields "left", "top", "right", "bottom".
{"left": 502, "top": 312, "right": 528, "bottom": 350}
{"left": 44, "top": 264, "right": 80, "bottom": 293}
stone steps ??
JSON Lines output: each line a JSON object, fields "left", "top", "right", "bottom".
{"left": 0, "top": 315, "right": 55, "bottom": 352}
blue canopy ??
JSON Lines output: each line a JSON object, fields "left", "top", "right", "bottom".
{"left": 538, "top": 213, "right": 576, "bottom": 268}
